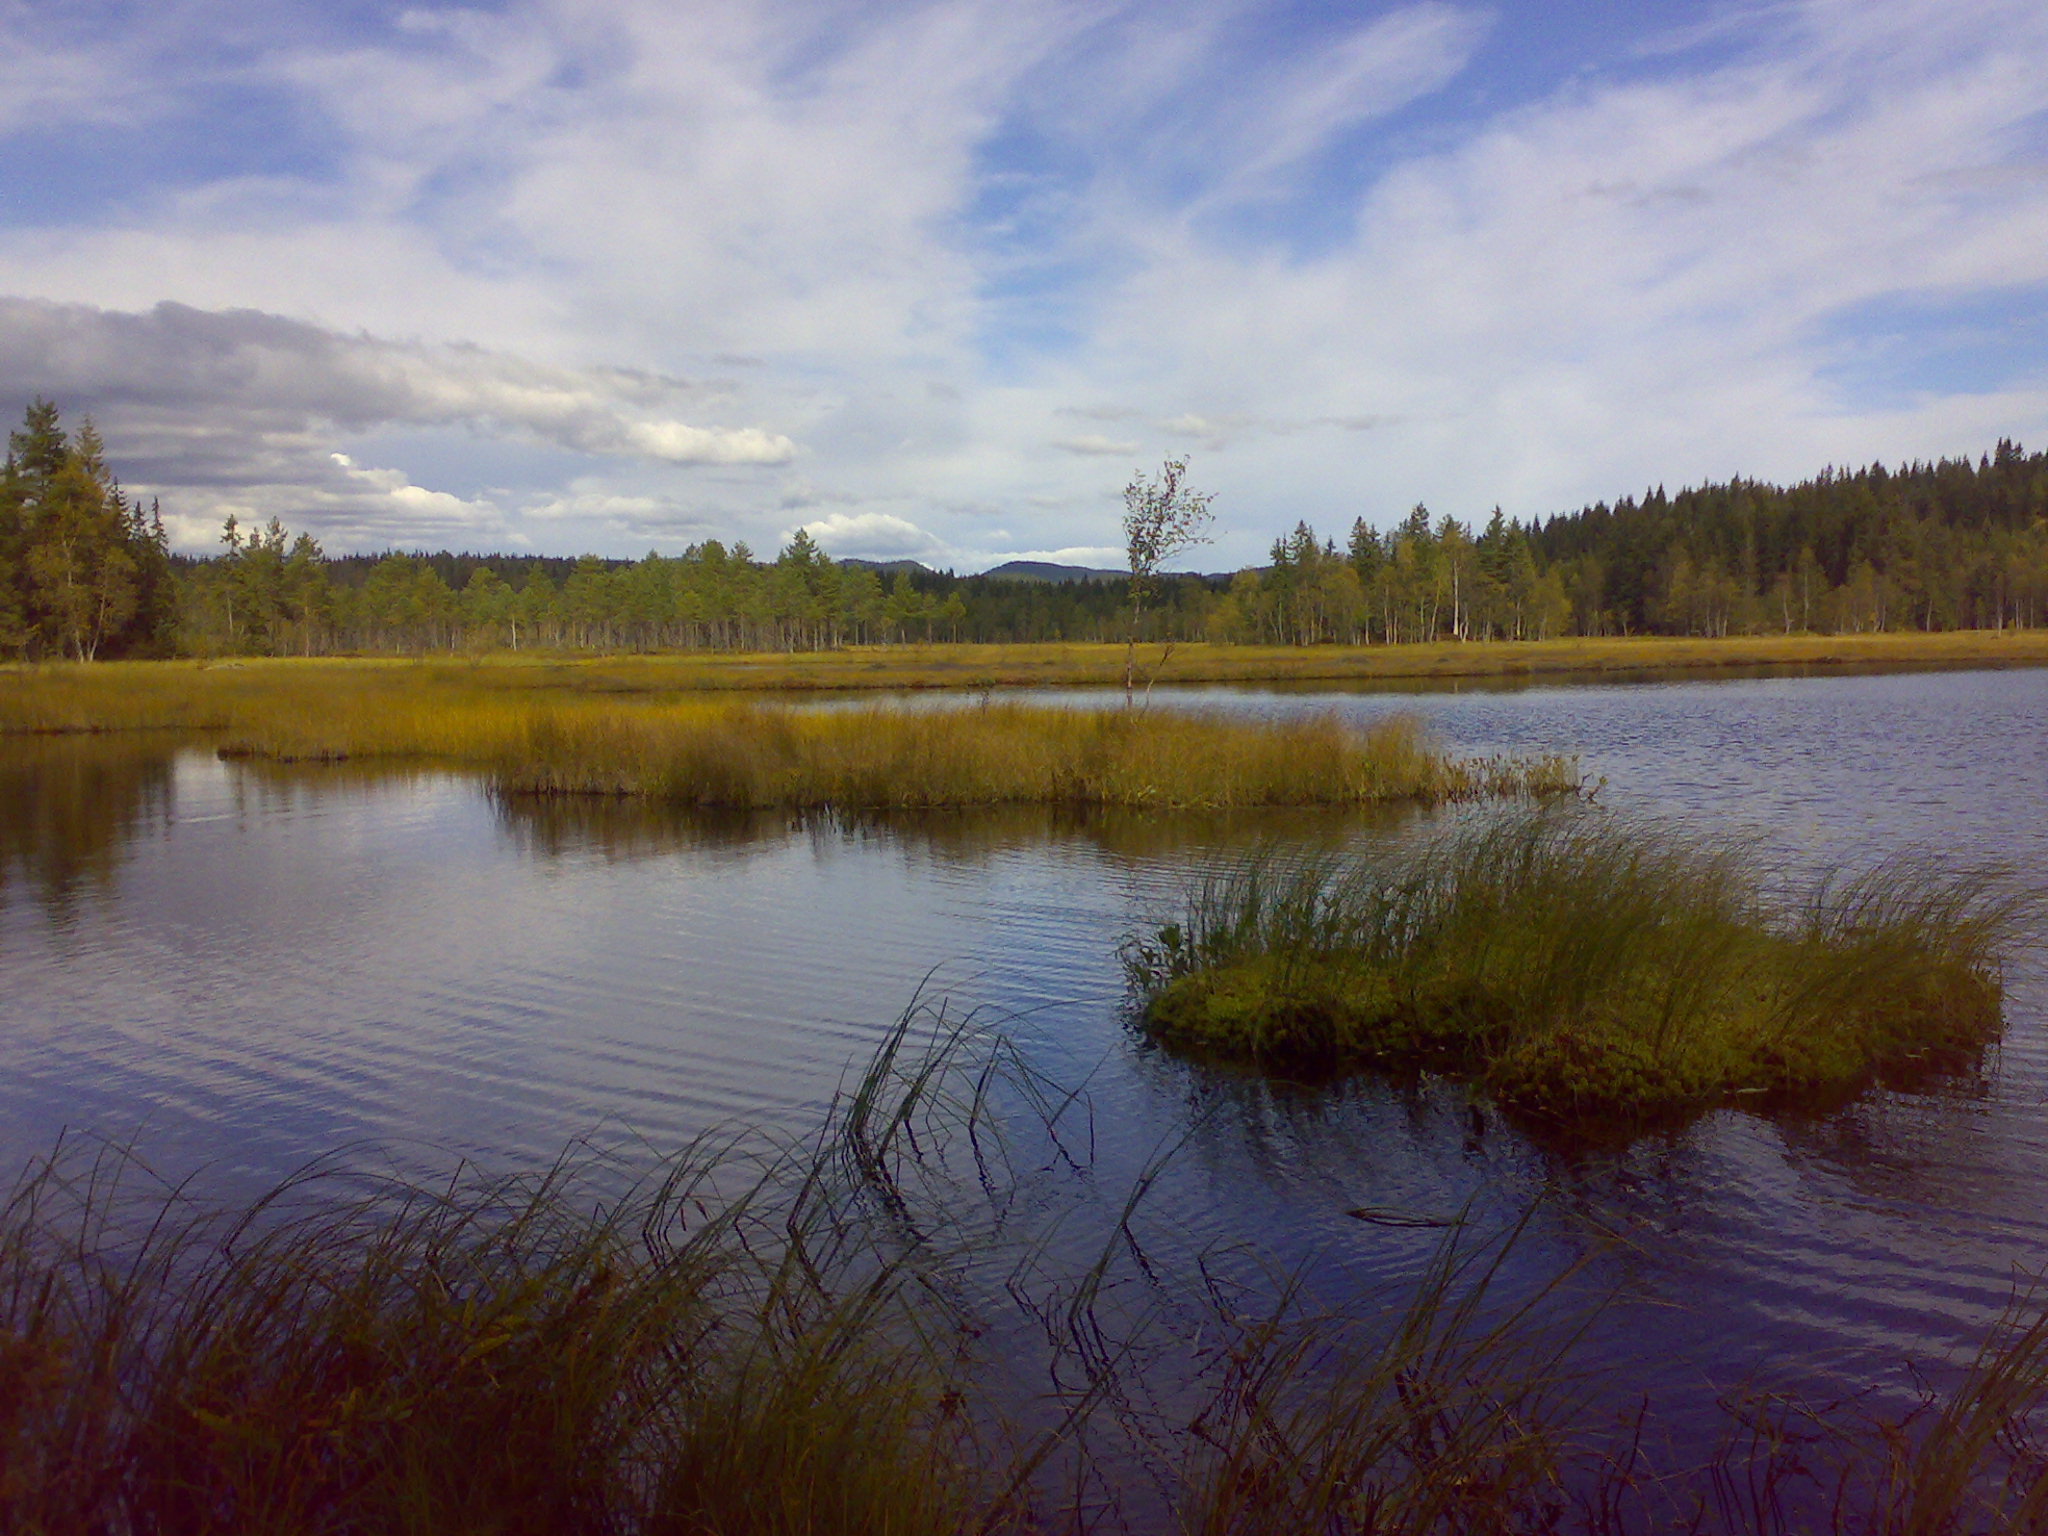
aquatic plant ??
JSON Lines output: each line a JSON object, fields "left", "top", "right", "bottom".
{"left": 6, "top": 1012, "right": 2048, "bottom": 1532}
{"left": 0, "top": 1018, "right": 1010, "bottom": 1536}
{"left": 1124, "top": 811, "right": 2037, "bottom": 1128}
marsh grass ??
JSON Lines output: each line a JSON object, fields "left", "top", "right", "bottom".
{"left": 0, "top": 1016, "right": 1014, "bottom": 1536}
{"left": 1125, "top": 811, "right": 2037, "bottom": 1129}
{"left": 0, "top": 660, "right": 1580, "bottom": 809}
{"left": 6, "top": 1014, "right": 2048, "bottom": 1532}
{"left": 1865, "top": 1280, "right": 2048, "bottom": 1536}
{"left": 7, "top": 631, "right": 2048, "bottom": 717}
{"left": 494, "top": 704, "right": 1578, "bottom": 810}
{"left": 1172, "top": 1217, "right": 1598, "bottom": 1535}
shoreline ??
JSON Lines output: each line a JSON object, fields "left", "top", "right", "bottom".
{"left": 5, "top": 629, "right": 2048, "bottom": 705}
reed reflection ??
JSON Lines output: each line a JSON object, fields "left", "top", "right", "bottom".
{"left": 486, "top": 790, "right": 1427, "bottom": 868}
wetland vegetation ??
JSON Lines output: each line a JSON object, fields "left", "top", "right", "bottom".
{"left": 1126, "top": 812, "right": 2037, "bottom": 1131}
{"left": 0, "top": 660, "right": 1580, "bottom": 810}
{"left": 7, "top": 629, "right": 2048, "bottom": 718}
{"left": 7, "top": 521, "right": 2048, "bottom": 1529}
{"left": 7, "top": 1021, "right": 2048, "bottom": 1535}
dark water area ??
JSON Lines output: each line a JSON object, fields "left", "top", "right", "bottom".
{"left": 3, "top": 667, "right": 2046, "bottom": 1468}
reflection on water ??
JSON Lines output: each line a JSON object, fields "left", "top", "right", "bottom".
{"left": 0, "top": 737, "right": 177, "bottom": 922}
{"left": 490, "top": 791, "right": 1424, "bottom": 867}
{"left": 2, "top": 666, "right": 2047, "bottom": 1457}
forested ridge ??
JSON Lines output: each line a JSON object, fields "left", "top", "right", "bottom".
{"left": 4, "top": 400, "right": 2046, "bottom": 659}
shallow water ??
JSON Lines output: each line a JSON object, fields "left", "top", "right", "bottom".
{"left": 3, "top": 665, "right": 2046, "bottom": 1445}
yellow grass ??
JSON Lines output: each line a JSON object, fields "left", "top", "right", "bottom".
{"left": 5, "top": 630, "right": 2044, "bottom": 723}
{"left": 498, "top": 704, "right": 1582, "bottom": 808}
{"left": 0, "top": 659, "right": 1577, "bottom": 808}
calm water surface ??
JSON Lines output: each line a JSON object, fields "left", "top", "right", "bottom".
{"left": 4, "top": 666, "right": 2046, "bottom": 1434}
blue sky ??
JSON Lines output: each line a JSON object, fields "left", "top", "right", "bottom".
{"left": 2, "top": 0, "right": 2045, "bottom": 569}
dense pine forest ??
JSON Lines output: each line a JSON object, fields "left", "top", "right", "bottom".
{"left": 3, "top": 400, "right": 2045, "bottom": 658}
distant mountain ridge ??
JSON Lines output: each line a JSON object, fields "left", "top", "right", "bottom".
{"left": 976, "top": 559, "right": 1125, "bottom": 584}
{"left": 838, "top": 557, "right": 937, "bottom": 575}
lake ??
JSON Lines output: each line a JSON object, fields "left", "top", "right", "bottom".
{"left": 4, "top": 664, "right": 2045, "bottom": 1464}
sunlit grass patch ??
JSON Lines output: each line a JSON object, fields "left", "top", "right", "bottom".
{"left": 7, "top": 630, "right": 2048, "bottom": 739}
{"left": 1124, "top": 811, "right": 2036, "bottom": 1129}
{"left": 492, "top": 703, "right": 1581, "bottom": 810}
{"left": 0, "top": 660, "right": 1583, "bottom": 809}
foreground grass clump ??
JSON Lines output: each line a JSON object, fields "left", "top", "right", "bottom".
{"left": 0, "top": 1037, "right": 1003, "bottom": 1536}
{"left": 6, "top": 1017, "right": 2048, "bottom": 1532}
{"left": 0, "top": 1018, "right": 1609, "bottom": 1536}
{"left": 1125, "top": 812, "right": 2035, "bottom": 1127}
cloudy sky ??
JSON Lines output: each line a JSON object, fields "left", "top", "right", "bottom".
{"left": 2, "top": 0, "right": 2045, "bottom": 569}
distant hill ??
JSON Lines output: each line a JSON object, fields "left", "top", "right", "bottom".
{"left": 839, "top": 557, "right": 938, "bottom": 575}
{"left": 977, "top": 560, "right": 1126, "bottom": 584}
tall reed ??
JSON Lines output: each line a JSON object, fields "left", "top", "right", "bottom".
{"left": 7, "top": 1014, "right": 2048, "bottom": 1531}
{"left": 1124, "top": 810, "right": 2037, "bottom": 1128}
{"left": 0, "top": 1017, "right": 1009, "bottom": 1536}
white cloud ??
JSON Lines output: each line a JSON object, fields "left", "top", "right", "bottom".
{"left": 1200, "top": 3, "right": 1494, "bottom": 200}
{"left": 0, "top": 0, "right": 2043, "bottom": 570}
{"left": 0, "top": 297, "right": 792, "bottom": 464}
{"left": 154, "top": 449, "right": 507, "bottom": 551}
{"left": 0, "top": 296, "right": 800, "bottom": 548}
{"left": 795, "top": 511, "right": 948, "bottom": 560}
{"left": 526, "top": 491, "right": 673, "bottom": 524}
{"left": 328, "top": 452, "right": 499, "bottom": 520}
{"left": 1052, "top": 434, "right": 1141, "bottom": 457}
{"left": 624, "top": 421, "right": 795, "bottom": 466}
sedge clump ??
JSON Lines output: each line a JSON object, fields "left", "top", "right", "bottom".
{"left": 1124, "top": 811, "right": 2035, "bottom": 1130}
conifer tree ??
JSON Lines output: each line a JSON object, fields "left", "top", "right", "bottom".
{"left": 5, "top": 404, "right": 167, "bottom": 660}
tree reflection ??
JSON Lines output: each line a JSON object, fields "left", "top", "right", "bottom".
{"left": 0, "top": 738, "right": 175, "bottom": 921}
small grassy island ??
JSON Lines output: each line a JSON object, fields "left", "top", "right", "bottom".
{"left": 0, "top": 659, "right": 1580, "bottom": 809}
{"left": 1125, "top": 812, "right": 2036, "bottom": 1130}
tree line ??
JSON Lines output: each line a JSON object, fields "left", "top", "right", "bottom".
{"left": 4, "top": 400, "right": 2047, "bottom": 660}
{"left": 1216, "top": 442, "right": 2048, "bottom": 645}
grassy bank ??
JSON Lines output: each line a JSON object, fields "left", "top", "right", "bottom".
{"left": 1125, "top": 812, "right": 2035, "bottom": 1129}
{"left": 0, "top": 661, "right": 1579, "bottom": 809}
{"left": 5, "top": 629, "right": 2048, "bottom": 722}
{"left": 6, "top": 1021, "right": 2048, "bottom": 1534}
